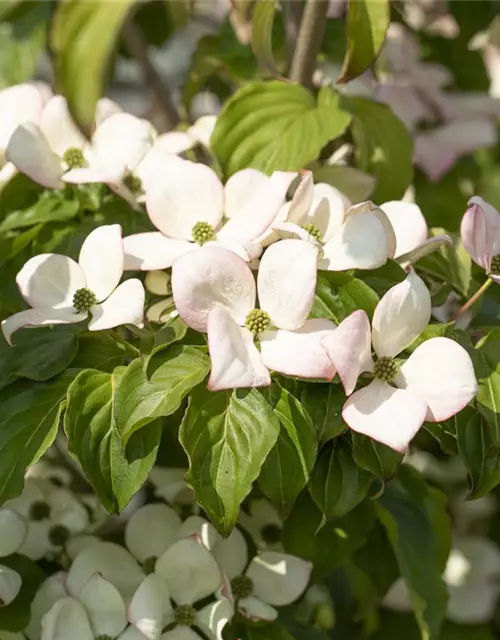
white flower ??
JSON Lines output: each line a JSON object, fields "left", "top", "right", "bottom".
{"left": 154, "top": 115, "right": 217, "bottom": 155}
{"left": 184, "top": 516, "right": 311, "bottom": 623}
{"left": 6, "top": 94, "right": 122, "bottom": 190}
{"left": 172, "top": 240, "right": 336, "bottom": 390}
{"left": 123, "top": 157, "right": 297, "bottom": 270}
{"left": 1, "top": 224, "right": 145, "bottom": 345}
{"left": 239, "top": 498, "right": 283, "bottom": 552}
{"left": 148, "top": 467, "right": 194, "bottom": 506}
{"left": 384, "top": 536, "right": 500, "bottom": 624}
{"left": 322, "top": 270, "right": 477, "bottom": 452}
{"left": 0, "top": 509, "right": 28, "bottom": 558}
{"left": 3, "top": 478, "right": 89, "bottom": 561}
{"left": 125, "top": 503, "right": 183, "bottom": 567}
{"left": 271, "top": 171, "right": 396, "bottom": 271}
{"left": 0, "top": 565, "right": 22, "bottom": 607}
{"left": 0, "top": 82, "right": 52, "bottom": 187}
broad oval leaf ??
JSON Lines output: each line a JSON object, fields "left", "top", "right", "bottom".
{"left": 180, "top": 386, "right": 280, "bottom": 535}
{"left": 50, "top": 0, "right": 136, "bottom": 135}
{"left": 211, "top": 81, "right": 352, "bottom": 177}
{"left": 301, "top": 382, "right": 347, "bottom": 444}
{"left": 338, "top": 0, "right": 390, "bottom": 83}
{"left": 351, "top": 432, "right": 403, "bottom": 481}
{"left": 65, "top": 368, "right": 162, "bottom": 512}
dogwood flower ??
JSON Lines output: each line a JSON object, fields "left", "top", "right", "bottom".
{"left": 384, "top": 536, "right": 500, "bottom": 624}
{"left": 148, "top": 466, "right": 194, "bottom": 505}
{"left": 239, "top": 498, "right": 284, "bottom": 552}
{"left": 0, "top": 509, "right": 28, "bottom": 558}
{"left": 154, "top": 115, "right": 217, "bottom": 155}
{"left": 125, "top": 503, "right": 183, "bottom": 568}
{"left": 6, "top": 94, "right": 121, "bottom": 190}
{"left": 321, "top": 270, "right": 477, "bottom": 452}
{"left": 3, "top": 478, "right": 89, "bottom": 561}
{"left": 0, "top": 82, "right": 52, "bottom": 186}
{"left": 184, "top": 516, "right": 311, "bottom": 622}
{"left": 0, "top": 565, "right": 22, "bottom": 608}
{"left": 1, "top": 224, "right": 145, "bottom": 345}
{"left": 172, "top": 240, "right": 336, "bottom": 389}
{"left": 123, "top": 157, "right": 296, "bottom": 270}
{"left": 461, "top": 195, "right": 500, "bottom": 282}
{"left": 271, "top": 171, "right": 396, "bottom": 270}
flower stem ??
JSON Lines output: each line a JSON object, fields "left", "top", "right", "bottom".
{"left": 289, "top": 0, "right": 329, "bottom": 88}
{"left": 108, "top": 329, "right": 140, "bottom": 356}
{"left": 454, "top": 278, "right": 493, "bottom": 320}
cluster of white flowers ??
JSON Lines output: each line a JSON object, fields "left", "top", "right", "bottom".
{"left": 1, "top": 459, "right": 310, "bottom": 640}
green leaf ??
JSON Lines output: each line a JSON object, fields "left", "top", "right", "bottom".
{"left": 311, "top": 272, "right": 379, "bottom": 324}
{"left": 50, "top": 0, "right": 136, "bottom": 135}
{"left": 71, "top": 332, "right": 128, "bottom": 372}
{"left": 301, "top": 383, "right": 347, "bottom": 444}
{"left": 338, "top": 0, "right": 389, "bottom": 83}
{"left": 180, "top": 386, "right": 280, "bottom": 535}
{"left": 0, "top": 225, "right": 42, "bottom": 270}
{"left": 114, "top": 346, "right": 210, "bottom": 443}
{"left": 0, "top": 554, "right": 45, "bottom": 631}
{"left": 473, "top": 330, "right": 500, "bottom": 438}
{"left": 65, "top": 368, "right": 161, "bottom": 512}
{"left": 0, "top": 325, "right": 81, "bottom": 390}
{"left": 0, "top": 196, "right": 79, "bottom": 232}
{"left": 351, "top": 432, "right": 403, "bottom": 481}
{"left": 211, "top": 81, "right": 352, "bottom": 177}
{"left": 251, "top": 0, "right": 281, "bottom": 78}
{"left": 312, "top": 164, "right": 376, "bottom": 203}
{"left": 343, "top": 96, "right": 413, "bottom": 202}
{"left": 376, "top": 467, "right": 450, "bottom": 640}
{"left": 456, "top": 406, "right": 500, "bottom": 498}
{"left": 258, "top": 383, "right": 317, "bottom": 516}
{"left": 247, "top": 621, "right": 296, "bottom": 640}
{"left": 0, "top": 371, "right": 77, "bottom": 505}
{"left": 309, "top": 438, "right": 373, "bottom": 519}
{"left": 283, "top": 490, "right": 375, "bottom": 579}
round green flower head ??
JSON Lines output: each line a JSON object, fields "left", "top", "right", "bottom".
{"left": 174, "top": 604, "right": 197, "bottom": 626}
{"left": 302, "top": 224, "right": 322, "bottom": 242}
{"left": 231, "top": 574, "right": 253, "bottom": 599}
{"left": 123, "top": 172, "right": 143, "bottom": 195}
{"left": 62, "top": 147, "right": 86, "bottom": 169}
{"left": 373, "top": 357, "right": 399, "bottom": 382}
{"left": 192, "top": 221, "right": 215, "bottom": 246}
{"left": 73, "top": 288, "right": 98, "bottom": 313}
{"left": 245, "top": 308, "right": 271, "bottom": 335}
{"left": 29, "top": 500, "right": 51, "bottom": 521}
{"left": 48, "top": 524, "right": 70, "bottom": 547}
{"left": 491, "top": 254, "right": 500, "bottom": 275}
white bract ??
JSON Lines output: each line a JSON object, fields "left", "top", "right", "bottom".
{"left": 184, "top": 516, "right": 311, "bottom": 622}
{"left": 123, "top": 158, "right": 297, "bottom": 270}
{"left": 3, "top": 478, "right": 89, "bottom": 561}
{"left": 171, "top": 240, "right": 336, "bottom": 390}
{"left": 271, "top": 171, "right": 396, "bottom": 271}
{"left": 322, "top": 270, "right": 477, "bottom": 452}
{"left": 1, "top": 224, "right": 145, "bottom": 345}
{"left": 0, "top": 565, "right": 22, "bottom": 608}
{"left": 148, "top": 467, "right": 194, "bottom": 506}
{"left": 6, "top": 95, "right": 121, "bottom": 190}
{"left": 239, "top": 498, "right": 284, "bottom": 552}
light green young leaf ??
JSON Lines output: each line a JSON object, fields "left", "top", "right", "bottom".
{"left": 50, "top": 0, "right": 136, "bottom": 135}
{"left": 338, "top": 0, "right": 390, "bottom": 83}
{"left": 65, "top": 368, "right": 161, "bottom": 512}
{"left": 180, "top": 386, "right": 280, "bottom": 535}
{"left": 211, "top": 81, "right": 352, "bottom": 177}
{"left": 251, "top": 0, "right": 282, "bottom": 78}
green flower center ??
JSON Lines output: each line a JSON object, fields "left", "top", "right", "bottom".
{"left": 143, "top": 555, "right": 157, "bottom": 575}
{"left": 302, "top": 224, "right": 322, "bottom": 242}
{"left": 73, "top": 287, "right": 98, "bottom": 313}
{"left": 231, "top": 574, "right": 254, "bottom": 599}
{"left": 244, "top": 308, "right": 271, "bottom": 335}
{"left": 95, "top": 636, "right": 114, "bottom": 640}
{"left": 62, "top": 147, "right": 86, "bottom": 169}
{"left": 491, "top": 254, "right": 500, "bottom": 275}
{"left": 191, "top": 221, "right": 215, "bottom": 246}
{"left": 29, "top": 500, "right": 51, "bottom": 521}
{"left": 123, "top": 172, "right": 143, "bottom": 195}
{"left": 261, "top": 523, "right": 282, "bottom": 544}
{"left": 48, "top": 525, "right": 70, "bottom": 547}
{"left": 174, "top": 604, "right": 197, "bottom": 626}
{"left": 373, "top": 357, "right": 399, "bottom": 382}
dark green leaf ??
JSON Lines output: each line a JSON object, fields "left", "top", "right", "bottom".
{"left": 50, "top": 0, "right": 136, "bottom": 135}
{"left": 0, "top": 371, "right": 77, "bottom": 504}
{"left": 247, "top": 621, "right": 295, "bottom": 640}
{"left": 343, "top": 96, "right": 413, "bottom": 202}
{"left": 258, "top": 383, "right": 317, "bottom": 516}
{"left": 338, "top": 0, "right": 389, "bottom": 83}
{"left": 65, "top": 368, "right": 161, "bottom": 512}
{"left": 212, "top": 81, "right": 351, "bottom": 177}
{"left": 311, "top": 273, "right": 379, "bottom": 324}
{"left": 180, "top": 386, "right": 280, "bottom": 535}
{"left": 71, "top": 332, "right": 128, "bottom": 372}
{"left": 0, "top": 554, "right": 45, "bottom": 631}
{"left": 114, "top": 346, "right": 210, "bottom": 443}
{"left": 0, "top": 196, "right": 79, "bottom": 232}
{"left": 309, "top": 438, "right": 373, "bottom": 519}
{"left": 351, "top": 432, "right": 403, "bottom": 480}
{"left": 301, "top": 383, "right": 346, "bottom": 444}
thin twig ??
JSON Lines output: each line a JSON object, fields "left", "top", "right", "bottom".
{"left": 122, "top": 17, "right": 180, "bottom": 131}
{"left": 289, "top": 0, "right": 329, "bottom": 87}
{"left": 453, "top": 278, "right": 493, "bottom": 321}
